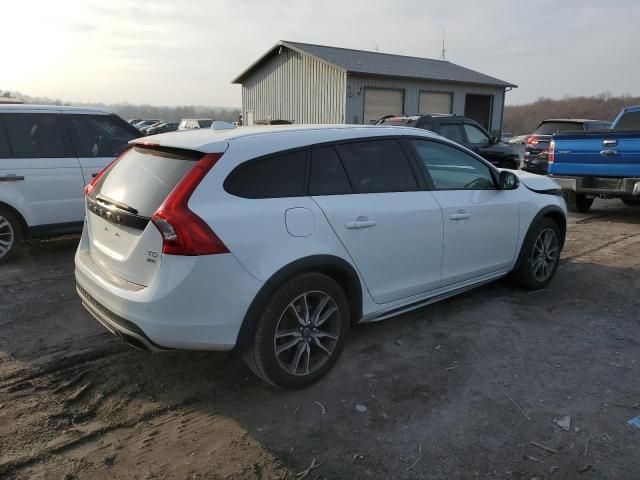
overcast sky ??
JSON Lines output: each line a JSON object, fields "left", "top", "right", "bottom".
{"left": 3, "top": 0, "right": 639, "bottom": 107}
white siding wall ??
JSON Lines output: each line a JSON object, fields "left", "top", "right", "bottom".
{"left": 241, "top": 49, "right": 346, "bottom": 124}
{"left": 346, "top": 75, "right": 505, "bottom": 132}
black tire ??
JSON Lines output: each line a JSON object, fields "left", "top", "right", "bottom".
{"left": 0, "top": 207, "right": 23, "bottom": 263}
{"left": 622, "top": 198, "right": 640, "bottom": 206}
{"left": 563, "top": 190, "right": 594, "bottom": 213}
{"left": 242, "top": 272, "right": 350, "bottom": 389}
{"left": 511, "top": 218, "right": 562, "bottom": 290}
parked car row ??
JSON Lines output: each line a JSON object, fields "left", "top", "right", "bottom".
{"left": 128, "top": 118, "right": 215, "bottom": 135}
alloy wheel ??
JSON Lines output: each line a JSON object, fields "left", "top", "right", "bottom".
{"left": 0, "top": 214, "right": 14, "bottom": 259}
{"left": 531, "top": 227, "right": 558, "bottom": 282}
{"left": 273, "top": 291, "right": 341, "bottom": 376}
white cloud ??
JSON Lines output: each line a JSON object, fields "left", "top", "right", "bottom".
{"left": 1, "top": 0, "right": 638, "bottom": 106}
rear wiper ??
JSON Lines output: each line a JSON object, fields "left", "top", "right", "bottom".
{"left": 96, "top": 194, "right": 139, "bottom": 215}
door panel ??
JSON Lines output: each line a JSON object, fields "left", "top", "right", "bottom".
{"left": 313, "top": 192, "right": 444, "bottom": 303}
{"left": 431, "top": 189, "right": 519, "bottom": 284}
{"left": 409, "top": 138, "right": 519, "bottom": 285}
{"left": 0, "top": 113, "right": 85, "bottom": 226}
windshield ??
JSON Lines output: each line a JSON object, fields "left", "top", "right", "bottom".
{"left": 534, "top": 122, "right": 584, "bottom": 135}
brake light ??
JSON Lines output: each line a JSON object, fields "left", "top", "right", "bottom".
{"left": 548, "top": 140, "right": 555, "bottom": 164}
{"left": 151, "top": 153, "right": 228, "bottom": 256}
{"left": 84, "top": 147, "right": 130, "bottom": 196}
{"left": 526, "top": 135, "right": 539, "bottom": 146}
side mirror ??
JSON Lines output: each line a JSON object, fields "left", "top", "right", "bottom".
{"left": 499, "top": 171, "right": 519, "bottom": 190}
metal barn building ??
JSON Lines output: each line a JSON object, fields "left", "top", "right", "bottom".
{"left": 232, "top": 41, "right": 516, "bottom": 134}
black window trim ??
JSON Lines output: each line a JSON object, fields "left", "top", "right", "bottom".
{"left": 403, "top": 136, "right": 500, "bottom": 191}
{"left": 309, "top": 144, "right": 354, "bottom": 196}
{"left": 222, "top": 134, "right": 502, "bottom": 199}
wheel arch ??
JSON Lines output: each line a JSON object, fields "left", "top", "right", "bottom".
{"left": 235, "top": 255, "right": 363, "bottom": 348}
{"left": 513, "top": 205, "right": 567, "bottom": 271}
{"left": 0, "top": 201, "right": 29, "bottom": 238}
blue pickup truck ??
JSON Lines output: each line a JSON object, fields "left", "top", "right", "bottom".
{"left": 548, "top": 106, "right": 640, "bottom": 212}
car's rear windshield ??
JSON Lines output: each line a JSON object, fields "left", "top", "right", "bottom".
{"left": 97, "top": 146, "right": 200, "bottom": 217}
{"left": 614, "top": 111, "right": 640, "bottom": 131}
{"left": 534, "top": 122, "right": 584, "bottom": 135}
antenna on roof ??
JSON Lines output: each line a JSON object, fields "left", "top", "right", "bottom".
{"left": 375, "top": 43, "right": 379, "bottom": 52}
{"left": 440, "top": 28, "right": 446, "bottom": 60}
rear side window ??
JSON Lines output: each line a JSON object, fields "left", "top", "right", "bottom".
{"left": 614, "top": 112, "right": 640, "bottom": 131}
{"left": 68, "top": 114, "right": 139, "bottom": 157}
{"left": 309, "top": 146, "right": 351, "bottom": 195}
{"left": 2, "top": 113, "right": 66, "bottom": 158}
{"left": 97, "top": 146, "right": 199, "bottom": 217}
{"left": 439, "top": 123, "right": 466, "bottom": 144}
{"left": 198, "top": 120, "right": 212, "bottom": 128}
{"left": 335, "top": 140, "right": 418, "bottom": 193}
{"left": 0, "top": 120, "right": 11, "bottom": 157}
{"left": 225, "top": 150, "right": 307, "bottom": 198}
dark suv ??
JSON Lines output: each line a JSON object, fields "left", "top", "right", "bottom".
{"left": 376, "top": 114, "right": 520, "bottom": 169}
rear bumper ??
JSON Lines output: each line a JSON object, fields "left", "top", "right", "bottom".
{"left": 74, "top": 229, "right": 264, "bottom": 351}
{"left": 550, "top": 175, "right": 640, "bottom": 197}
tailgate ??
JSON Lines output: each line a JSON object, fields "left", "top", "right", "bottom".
{"left": 85, "top": 146, "right": 204, "bottom": 286}
{"left": 550, "top": 133, "right": 640, "bottom": 177}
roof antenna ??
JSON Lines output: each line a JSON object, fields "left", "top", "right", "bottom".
{"left": 375, "top": 43, "right": 379, "bottom": 52}
{"left": 440, "top": 28, "right": 446, "bottom": 60}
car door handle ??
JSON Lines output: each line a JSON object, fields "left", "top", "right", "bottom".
{"left": 602, "top": 139, "right": 618, "bottom": 147}
{"left": 600, "top": 149, "right": 618, "bottom": 157}
{"left": 449, "top": 210, "right": 471, "bottom": 221}
{"left": 345, "top": 217, "right": 376, "bottom": 229}
{"left": 0, "top": 175, "right": 25, "bottom": 182}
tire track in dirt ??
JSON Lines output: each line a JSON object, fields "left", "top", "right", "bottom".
{"left": 563, "top": 232, "right": 640, "bottom": 261}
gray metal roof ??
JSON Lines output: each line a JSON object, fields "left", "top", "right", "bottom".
{"left": 233, "top": 41, "right": 516, "bottom": 88}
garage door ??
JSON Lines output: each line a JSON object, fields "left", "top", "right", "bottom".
{"left": 363, "top": 88, "right": 404, "bottom": 124}
{"left": 419, "top": 91, "right": 452, "bottom": 114}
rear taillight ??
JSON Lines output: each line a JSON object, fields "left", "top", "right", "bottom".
{"left": 526, "top": 135, "right": 539, "bottom": 146}
{"left": 548, "top": 140, "right": 555, "bottom": 164}
{"left": 84, "top": 148, "right": 130, "bottom": 196}
{"left": 151, "top": 153, "right": 228, "bottom": 256}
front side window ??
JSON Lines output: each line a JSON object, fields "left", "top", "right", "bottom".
{"left": 614, "top": 112, "right": 640, "bottom": 131}
{"left": 2, "top": 113, "right": 66, "bottom": 158}
{"left": 411, "top": 140, "right": 495, "bottom": 190}
{"left": 463, "top": 124, "right": 490, "bottom": 145}
{"left": 309, "top": 146, "right": 352, "bottom": 195}
{"left": 335, "top": 140, "right": 418, "bottom": 194}
{"left": 225, "top": 150, "right": 307, "bottom": 198}
{"left": 439, "top": 123, "right": 465, "bottom": 144}
{"left": 68, "top": 115, "right": 138, "bottom": 157}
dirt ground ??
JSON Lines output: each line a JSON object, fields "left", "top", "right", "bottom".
{"left": 1, "top": 198, "right": 639, "bottom": 479}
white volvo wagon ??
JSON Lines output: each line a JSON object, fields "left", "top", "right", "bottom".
{"left": 75, "top": 124, "right": 567, "bottom": 388}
